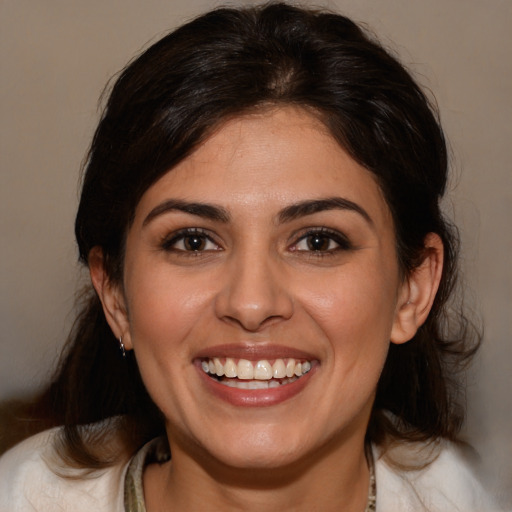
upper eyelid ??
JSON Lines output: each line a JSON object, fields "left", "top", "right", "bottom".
{"left": 289, "top": 230, "right": 353, "bottom": 255}
{"left": 159, "top": 226, "right": 351, "bottom": 249}
{"left": 161, "top": 228, "right": 221, "bottom": 248}
{"left": 289, "top": 226, "right": 350, "bottom": 243}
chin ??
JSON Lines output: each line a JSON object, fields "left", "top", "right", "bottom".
{"left": 189, "top": 422, "right": 313, "bottom": 471}
{"left": 211, "top": 444, "right": 308, "bottom": 473}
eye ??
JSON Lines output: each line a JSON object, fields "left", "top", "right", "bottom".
{"left": 291, "top": 228, "right": 351, "bottom": 253}
{"left": 162, "top": 229, "right": 221, "bottom": 252}
{"left": 297, "top": 233, "right": 337, "bottom": 252}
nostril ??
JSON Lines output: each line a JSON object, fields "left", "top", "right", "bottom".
{"left": 221, "top": 313, "right": 280, "bottom": 332}
{"left": 213, "top": 260, "right": 294, "bottom": 330}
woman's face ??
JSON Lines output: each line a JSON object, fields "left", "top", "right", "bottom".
{"left": 113, "top": 107, "right": 410, "bottom": 470}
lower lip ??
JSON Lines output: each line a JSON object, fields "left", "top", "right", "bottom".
{"left": 196, "top": 363, "right": 317, "bottom": 407}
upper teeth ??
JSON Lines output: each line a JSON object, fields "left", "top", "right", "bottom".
{"left": 201, "top": 358, "right": 312, "bottom": 380}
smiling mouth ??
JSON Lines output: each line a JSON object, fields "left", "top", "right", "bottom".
{"left": 200, "top": 357, "right": 312, "bottom": 389}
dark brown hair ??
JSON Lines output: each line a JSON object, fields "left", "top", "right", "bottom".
{"left": 2, "top": 2, "right": 478, "bottom": 466}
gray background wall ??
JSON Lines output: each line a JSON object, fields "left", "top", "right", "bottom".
{"left": 1, "top": 0, "right": 510, "bottom": 503}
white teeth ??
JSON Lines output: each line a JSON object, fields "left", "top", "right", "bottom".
{"left": 254, "top": 360, "right": 272, "bottom": 380}
{"left": 220, "top": 377, "right": 299, "bottom": 389}
{"left": 286, "top": 359, "right": 295, "bottom": 378}
{"left": 202, "top": 357, "right": 313, "bottom": 382}
{"left": 224, "top": 358, "right": 237, "bottom": 378}
{"left": 237, "top": 359, "right": 254, "bottom": 380}
{"left": 272, "top": 359, "right": 286, "bottom": 378}
{"left": 213, "top": 357, "right": 224, "bottom": 376}
{"left": 247, "top": 380, "right": 270, "bottom": 390}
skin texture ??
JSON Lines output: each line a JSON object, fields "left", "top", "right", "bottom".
{"left": 90, "top": 106, "right": 443, "bottom": 511}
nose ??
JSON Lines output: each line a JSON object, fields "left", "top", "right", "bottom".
{"left": 214, "top": 249, "right": 294, "bottom": 332}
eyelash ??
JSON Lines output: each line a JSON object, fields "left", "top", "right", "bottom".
{"left": 160, "top": 227, "right": 352, "bottom": 257}
{"left": 160, "top": 228, "right": 221, "bottom": 254}
{"left": 290, "top": 228, "right": 353, "bottom": 256}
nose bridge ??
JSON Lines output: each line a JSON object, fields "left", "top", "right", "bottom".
{"left": 214, "top": 240, "right": 293, "bottom": 331}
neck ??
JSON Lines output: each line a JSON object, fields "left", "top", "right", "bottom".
{"left": 144, "top": 430, "right": 371, "bottom": 512}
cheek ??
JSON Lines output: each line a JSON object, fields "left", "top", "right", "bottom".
{"left": 123, "top": 262, "right": 214, "bottom": 353}
{"left": 299, "top": 266, "right": 399, "bottom": 338}
{"left": 121, "top": 265, "right": 216, "bottom": 420}
{"left": 295, "top": 263, "right": 399, "bottom": 387}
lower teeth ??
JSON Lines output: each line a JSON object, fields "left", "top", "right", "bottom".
{"left": 216, "top": 376, "right": 298, "bottom": 389}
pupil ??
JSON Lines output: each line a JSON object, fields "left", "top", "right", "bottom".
{"left": 185, "top": 235, "right": 205, "bottom": 251}
{"left": 308, "top": 234, "right": 329, "bottom": 251}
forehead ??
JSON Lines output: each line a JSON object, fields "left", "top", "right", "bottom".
{"left": 135, "top": 106, "right": 391, "bottom": 225}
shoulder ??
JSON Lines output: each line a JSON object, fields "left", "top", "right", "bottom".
{"left": 374, "top": 440, "right": 503, "bottom": 512}
{"left": 0, "top": 427, "right": 128, "bottom": 512}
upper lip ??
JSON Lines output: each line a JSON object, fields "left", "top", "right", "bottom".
{"left": 194, "top": 343, "right": 317, "bottom": 361}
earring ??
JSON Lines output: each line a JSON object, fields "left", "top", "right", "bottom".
{"left": 119, "top": 337, "right": 126, "bottom": 358}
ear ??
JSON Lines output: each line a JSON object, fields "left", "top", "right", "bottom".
{"left": 88, "top": 247, "right": 132, "bottom": 350}
{"left": 390, "top": 233, "right": 444, "bottom": 345}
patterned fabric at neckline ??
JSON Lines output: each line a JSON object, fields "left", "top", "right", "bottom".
{"left": 123, "top": 438, "right": 376, "bottom": 511}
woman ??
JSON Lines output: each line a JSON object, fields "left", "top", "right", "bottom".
{"left": 0, "top": 3, "right": 496, "bottom": 511}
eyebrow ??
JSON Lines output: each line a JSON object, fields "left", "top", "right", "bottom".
{"left": 143, "top": 199, "right": 231, "bottom": 226}
{"left": 277, "top": 197, "right": 373, "bottom": 225}
{"left": 142, "top": 196, "right": 372, "bottom": 227}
